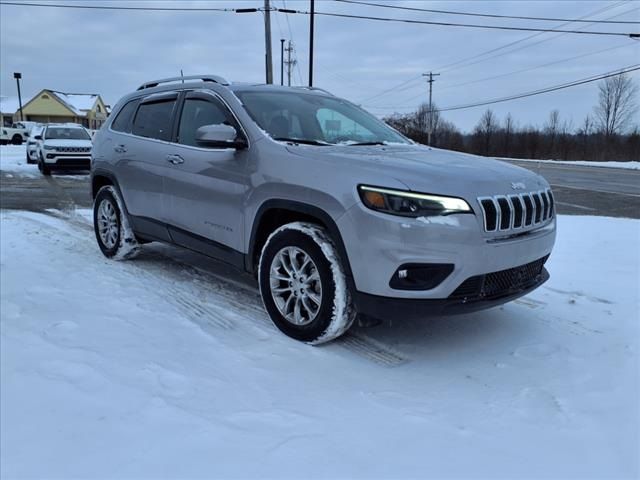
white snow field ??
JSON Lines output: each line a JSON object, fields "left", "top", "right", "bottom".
{"left": 494, "top": 157, "right": 640, "bottom": 170}
{"left": 1, "top": 209, "right": 638, "bottom": 479}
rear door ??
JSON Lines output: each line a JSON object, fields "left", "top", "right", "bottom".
{"left": 117, "top": 92, "right": 178, "bottom": 226}
{"left": 162, "top": 90, "right": 250, "bottom": 258}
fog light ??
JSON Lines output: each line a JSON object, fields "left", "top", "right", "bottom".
{"left": 46, "top": 154, "right": 54, "bottom": 159}
{"left": 389, "top": 263, "right": 454, "bottom": 291}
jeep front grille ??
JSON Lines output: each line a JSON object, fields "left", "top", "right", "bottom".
{"left": 56, "top": 146, "right": 91, "bottom": 153}
{"left": 478, "top": 189, "right": 554, "bottom": 232}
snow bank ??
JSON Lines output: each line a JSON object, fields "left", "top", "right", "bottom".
{"left": 496, "top": 157, "right": 640, "bottom": 170}
{"left": 0, "top": 145, "right": 38, "bottom": 177}
{"left": 1, "top": 212, "right": 638, "bottom": 478}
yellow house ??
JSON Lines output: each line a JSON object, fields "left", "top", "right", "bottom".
{"left": 19, "top": 89, "right": 109, "bottom": 129}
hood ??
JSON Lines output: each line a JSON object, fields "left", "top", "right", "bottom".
{"left": 44, "top": 139, "right": 92, "bottom": 148}
{"left": 286, "top": 143, "right": 548, "bottom": 198}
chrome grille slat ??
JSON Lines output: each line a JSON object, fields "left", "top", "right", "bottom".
{"left": 478, "top": 189, "right": 554, "bottom": 233}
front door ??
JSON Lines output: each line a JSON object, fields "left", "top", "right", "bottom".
{"left": 163, "top": 90, "right": 250, "bottom": 259}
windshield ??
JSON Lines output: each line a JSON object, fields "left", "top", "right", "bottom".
{"left": 235, "top": 90, "right": 410, "bottom": 145}
{"left": 45, "top": 127, "right": 90, "bottom": 140}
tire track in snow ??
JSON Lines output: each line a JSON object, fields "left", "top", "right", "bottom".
{"left": 34, "top": 210, "right": 413, "bottom": 366}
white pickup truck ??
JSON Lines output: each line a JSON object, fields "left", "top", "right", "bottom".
{"left": 0, "top": 121, "right": 32, "bottom": 145}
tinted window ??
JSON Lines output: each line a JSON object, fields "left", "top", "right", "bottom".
{"left": 111, "top": 100, "right": 139, "bottom": 133}
{"left": 132, "top": 99, "right": 176, "bottom": 141}
{"left": 177, "top": 97, "right": 232, "bottom": 147}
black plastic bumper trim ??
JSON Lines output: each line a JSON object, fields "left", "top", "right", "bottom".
{"left": 355, "top": 268, "right": 549, "bottom": 321}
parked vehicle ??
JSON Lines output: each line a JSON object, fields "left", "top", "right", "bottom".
{"left": 91, "top": 75, "right": 556, "bottom": 344}
{"left": 35, "top": 124, "right": 92, "bottom": 175}
{"left": 0, "top": 121, "right": 30, "bottom": 145}
{"left": 25, "top": 124, "right": 45, "bottom": 164}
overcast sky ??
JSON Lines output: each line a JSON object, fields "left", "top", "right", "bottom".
{"left": 1, "top": 0, "right": 638, "bottom": 131}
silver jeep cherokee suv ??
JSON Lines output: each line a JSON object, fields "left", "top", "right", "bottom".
{"left": 91, "top": 75, "right": 556, "bottom": 344}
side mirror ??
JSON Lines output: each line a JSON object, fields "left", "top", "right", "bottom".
{"left": 34, "top": 135, "right": 42, "bottom": 140}
{"left": 195, "top": 124, "right": 247, "bottom": 149}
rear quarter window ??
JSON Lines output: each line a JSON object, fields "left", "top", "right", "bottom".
{"left": 111, "top": 99, "right": 139, "bottom": 133}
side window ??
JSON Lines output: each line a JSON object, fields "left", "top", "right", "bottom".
{"left": 111, "top": 99, "right": 139, "bottom": 133}
{"left": 177, "top": 97, "right": 233, "bottom": 147}
{"left": 131, "top": 99, "right": 176, "bottom": 141}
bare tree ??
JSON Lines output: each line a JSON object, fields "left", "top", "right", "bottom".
{"left": 473, "top": 109, "right": 498, "bottom": 155}
{"left": 502, "top": 113, "right": 516, "bottom": 156}
{"left": 594, "top": 73, "right": 638, "bottom": 137}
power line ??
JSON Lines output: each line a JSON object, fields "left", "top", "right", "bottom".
{"left": 355, "top": 2, "right": 632, "bottom": 104}
{"left": 386, "top": 41, "right": 636, "bottom": 106}
{"left": 277, "top": 8, "right": 638, "bottom": 38}
{"left": 435, "top": 2, "right": 631, "bottom": 73}
{"left": 0, "top": 1, "right": 235, "bottom": 11}
{"left": 357, "top": 75, "right": 423, "bottom": 103}
{"left": 363, "top": 65, "right": 640, "bottom": 112}
{"left": 439, "top": 42, "right": 637, "bottom": 91}
{"left": 334, "top": 0, "right": 640, "bottom": 25}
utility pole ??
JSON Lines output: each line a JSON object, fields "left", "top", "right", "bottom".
{"left": 308, "top": 0, "right": 315, "bottom": 86}
{"left": 280, "top": 39, "right": 285, "bottom": 86}
{"left": 284, "top": 41, "right": 297, "bottom": 86}
{"left": 264, "top": 0, "right": 273, "bottom": 84}
{"left": 422, "top": 72, "right": 440, "bottom": 146}
{"left": 13, "top": 72, "right": 23, "bottom": 122}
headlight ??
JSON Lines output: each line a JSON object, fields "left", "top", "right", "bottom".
{"left": 358, "top": 185, "right": 473, "bottom": 217}
{"left": 43, "top": 145, "right": 56, "bottom": 150}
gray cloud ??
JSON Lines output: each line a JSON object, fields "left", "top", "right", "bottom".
{"left": 1, "top": 0, "right": 638, "bottom": 131}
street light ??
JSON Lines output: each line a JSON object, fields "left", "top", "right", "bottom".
{"left": 13, "top": 72, "right": 23, "bottom": 122}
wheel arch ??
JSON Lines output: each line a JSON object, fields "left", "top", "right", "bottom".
{"left": 246, "top": 200, "right": 354, "bottom": 284}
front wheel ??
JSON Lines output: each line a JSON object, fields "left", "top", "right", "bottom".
{"left": 258, "top": 222, "right": 355, "bottom": 344}
{"left": 93, "top": 186, "right": 140, "bottom": 260}
{"left": 38, "top": 155, "right": 51, "bottom": 176}
{"left": 11, "top": 135, "right": 23, "bottom": 145}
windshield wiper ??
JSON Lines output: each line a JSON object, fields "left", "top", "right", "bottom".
{"left": 273, "top": 137, "right": 333, "bottom": 146}
{"left": 344, "top": 141, "right": 387, "bottom": 146}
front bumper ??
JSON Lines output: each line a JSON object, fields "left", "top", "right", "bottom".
{"left": 43, "top": 154, "right": 91, "bottom": 169}
{"left": 337, "top": 202, "right": 556, "bottom": 299}
{"left": 355, "top": 264, "right": 549, "bottom": 320}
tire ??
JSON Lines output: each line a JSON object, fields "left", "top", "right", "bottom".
{"left": 11, "top": 135, "right": 22, "bottom": 145}
{"left": 93, "top": 186, "right": 140, "bottom": 260}
{"left": 38, "top": 155, "right": 51, "bottom": 176}
{"left": 258, "top": 222, "right": 355, "bottom": 344}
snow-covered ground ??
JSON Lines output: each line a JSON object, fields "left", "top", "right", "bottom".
{"left": 0, "top": 145, "right": 88, "bottom": 179}
{"left": 1, "top": 209, "right": 638, "bottom": 478}
{"left": 495, "top": 157, "right": 640, "bottom": 170}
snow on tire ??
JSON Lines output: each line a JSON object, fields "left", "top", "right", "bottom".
{"left": 258, "top": 222, "right": 356, "bottom": 344}
{"left": 93, "top": 185, "right": 140, "bottom": 260}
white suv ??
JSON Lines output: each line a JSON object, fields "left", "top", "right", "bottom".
{"left": 35, "top": 124, "right": 92, "bottom": 175}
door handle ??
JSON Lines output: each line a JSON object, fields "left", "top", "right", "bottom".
{"left": 114, "top": 144, "right": 127, "bottom": 153}
{"left": 166, "top": 154, "right": 184, "bottom": 165}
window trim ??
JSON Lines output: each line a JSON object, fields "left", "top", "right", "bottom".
{"left": 172, "top": 89, "right": 250, "bottom": 151}
{"left": 107, "top": 88, "right": 250, "bottom": 150}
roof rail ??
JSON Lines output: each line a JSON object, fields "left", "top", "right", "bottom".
{"left": 137, "top": 74, "right": 229, "bottom": 91}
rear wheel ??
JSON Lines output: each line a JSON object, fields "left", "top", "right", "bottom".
{"left": 11, "top": 135, "right": 22, "bottom": 145}
{"left": 258, "top": 222, "right": 355, "bottom": 344}
{"left": 93, "top": 186, "right": 140, "bottom": 260}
